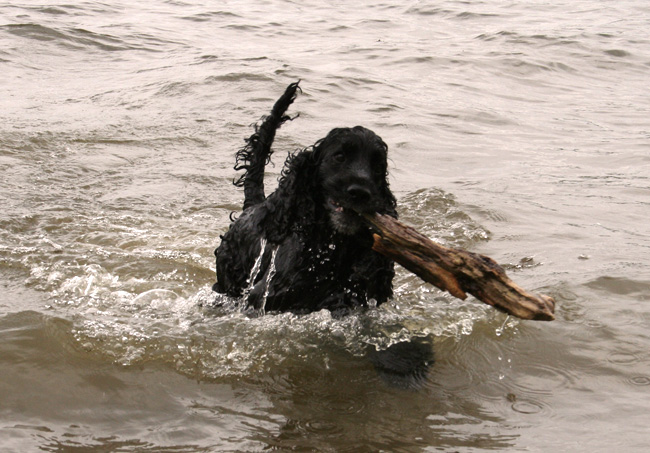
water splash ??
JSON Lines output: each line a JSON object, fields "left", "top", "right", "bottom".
{"left": 259, "top": 245, "right": 279, "bottom": 315}
{"left": 238, "top": 237, "right": 280, "bottom": 314}
{"left": 23, "top": 185, "right": 504, "bottom": 379}
{"left": 241, "top": 237, "right": 267, "bottom": 306}
{"left": 397, "top": 188, "right": 491, "bottom": 248}
{"left": 48, "top": 260, "right": 505, "bottom": 379}
{"left": 495, "top": 315, "right": 511, "bottom": 337}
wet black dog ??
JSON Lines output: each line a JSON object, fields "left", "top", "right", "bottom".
{"left": 212, "top": 82, "right": 432, "bottom": 387}
{"left": 213, "top": 81, "right": 397, "bottom": 314}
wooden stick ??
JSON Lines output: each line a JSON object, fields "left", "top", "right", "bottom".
{"left": 364, "top": 213, "right": 555, "bottom": 321}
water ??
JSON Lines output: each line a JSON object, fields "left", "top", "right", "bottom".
{"left": 1, "top": 0, "right": 649, "bottom": 450}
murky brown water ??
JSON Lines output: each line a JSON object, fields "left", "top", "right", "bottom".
{"left": 2, "top": 0, "right": 649, "bottom": 451}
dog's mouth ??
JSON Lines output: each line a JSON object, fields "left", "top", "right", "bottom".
{"left": 326, "top": 198, "right": 368, "bottom": 234}
{"left": 327, "top": 198, "right": 364, "bottom": 215}
{"left": 327, "top": 198, "right": 346, "bottom": 213}
{"left": 327, "top": 197, "right": 375, "bottom": 215}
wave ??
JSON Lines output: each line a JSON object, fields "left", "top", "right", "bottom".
{"left": 4, "top": 23, "right": 127, "bottom": 51}
{"left": 2, "top": 23, "right": 174, "bottom": 53}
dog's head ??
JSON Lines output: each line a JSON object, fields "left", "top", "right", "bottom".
{"left": 314, "top": 126, "right": 396, "bottom": 234}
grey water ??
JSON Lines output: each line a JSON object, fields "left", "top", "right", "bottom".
{"left": 1, "top": 0, "right": 649, "bottom": 451}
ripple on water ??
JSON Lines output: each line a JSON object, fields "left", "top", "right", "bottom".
{"left": 607, "top": 351, "right": 640, "bottom": 365}
{"left": 2, "top": 23, "right": 160, "bottom": 53}
{"left": 432, "top": 320, "right": 516, "bottom": 395}
{"left": 505, "top": 392, "right": 552, "bottom": 417}
{"left": 508, "top": 363, "right": 576, "bottom": 397}
{"left": 585, "top": 276, "right": 650, "bottom": 298}
{"left": 303, "top": 420, "right": 344, "bottom": 436}
{"left": 628, "top": 376, "right": 650, "bottom": 386}
{"left": 511, "top": 399, "right": 547, "bottom": 415}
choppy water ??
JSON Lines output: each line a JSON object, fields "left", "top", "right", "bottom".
{"left": 1, "top": 0, "right": 649, "bottom": 451}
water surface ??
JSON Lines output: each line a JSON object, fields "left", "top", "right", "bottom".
{"left": 1, "top": 0, "right": 649, "bottom": 451}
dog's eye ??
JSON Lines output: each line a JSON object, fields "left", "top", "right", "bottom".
{"left": 332, "top": 152, "right": 345, "bottom": 164}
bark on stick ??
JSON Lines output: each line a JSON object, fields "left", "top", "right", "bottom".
{"left": 364, "top": 213, "right": 555, "bottom": 321}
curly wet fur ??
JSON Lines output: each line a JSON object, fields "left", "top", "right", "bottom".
{"left": 213, "top": 82, "right": 397, "bottom": 313}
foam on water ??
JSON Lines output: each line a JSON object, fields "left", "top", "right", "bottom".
{"left": 2, "top": 187, "right": 506, "bottom": 380}
{"left": 0, "top": 82, "right": 525, "bottom": 393}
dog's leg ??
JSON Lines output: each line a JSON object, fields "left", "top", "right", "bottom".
{"left": 234, "top": 81, "right": 301, "bottom": 210}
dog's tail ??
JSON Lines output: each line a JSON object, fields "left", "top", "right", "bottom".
{"left": 234, "top": 81, "right": 301, "bottom": 210}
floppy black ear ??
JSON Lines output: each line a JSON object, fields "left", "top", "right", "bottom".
{"left": 262, "top": 149, "right": 320, "bottom": 242}
{"left": 379, "top": 175, "right": 398, "bottom": 218}
{"left": 277, "top": 150, "right": 320, "bottom": 210}
{"left": 377, "top": 144, "right": 397, "bottom": 218}
{"left": 365, "top": 131, "right": 397, "bottom": 219}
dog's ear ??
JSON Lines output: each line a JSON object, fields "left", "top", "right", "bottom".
{"left": 379, "top": 176, "right": 398, "bottom": 218}
{"left": 262, "top": 150, "right": 320, "bottom": 242}
{"left": 354, "top": 129, "right": 397, "bottom": 219}
{"left": 278, "top": 150, "right": 319, "bottom": 196}
{"left": 374, "top": 144, "right": 397, "bottom": 217}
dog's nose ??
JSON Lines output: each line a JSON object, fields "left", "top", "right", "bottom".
{"left": 346, "top": 184, "right": 372, "bottom": 204}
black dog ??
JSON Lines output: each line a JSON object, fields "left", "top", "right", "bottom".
{"left": 213, "top": 82, "right": 398, "bottom": 314}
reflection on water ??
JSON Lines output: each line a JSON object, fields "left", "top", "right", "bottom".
{"left": 0, "top": 311, "right": 520, "bottom": 451}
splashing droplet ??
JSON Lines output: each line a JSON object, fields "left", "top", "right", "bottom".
{"left": 495, "top": 315, "right": 510, "bottom": 337}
